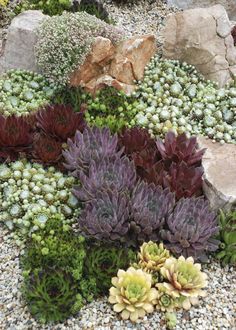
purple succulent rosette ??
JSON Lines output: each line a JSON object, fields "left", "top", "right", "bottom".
{"left": 63, "top": 127, "right": 123, "bottom": 177}
{"left": 130, "top": 181, "right": 175, "bottom": 243}
{"left": 78, "top": 190, "right": 131, "bottom": 244}
{"left": 73, "top": 156, "right": 136, "bottom": 201}
{"left": 160, "top": 197, "right": 220, "bottom": 262}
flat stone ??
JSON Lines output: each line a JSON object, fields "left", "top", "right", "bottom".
{"left": 163, "top": 5, "right": 236, "bottom": 87}
{"left": 198, "top": 136, "right": 236, "bottom": 210}
{"left": 0, "top": 10, "right": 46, "bottom": 74}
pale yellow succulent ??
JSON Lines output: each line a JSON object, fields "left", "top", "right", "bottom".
{"left": 0, "top": 0, "right": 8, "bottom": 6}
{"left": 158, "top": 256, "right": 208, "bottom": 310}
{"left": 138, "top": 241, "right": 170, "bottom": 273}
{"left": 109, "top": 267, "right": 158, "bottom": 322}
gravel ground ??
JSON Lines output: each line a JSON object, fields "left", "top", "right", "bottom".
{"left": 1, "top": 224, "right": 236, "bottom": 330}
{"left": 103, "top": 0, "right": 179, "bottom": 46}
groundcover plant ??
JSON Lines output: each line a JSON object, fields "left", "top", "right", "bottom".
{"left": 0, "top": 8, "right": 235, "bottom": 329}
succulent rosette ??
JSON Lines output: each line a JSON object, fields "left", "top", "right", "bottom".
{"left": 130, "top": 181, "right": 175, "bottom": 242}
{"left": 138, "top": 241, "right": 171, "bottom": 274}
{"left": 160, "top": 197, "right": 220, "bottom": 262}
{"left": 157, "top": 256, "right": 208, "bottom": 310}
{"left": 109, "top": 267, "right": 158, "bottom": 322}
{"left": 73, "top": 156, "right": 136, "bottom": 201}
{"left": 63, "top": 127, "right": 122, "bottom": 177}
{"left": 78, "top": 190, "right": 131, "bottom": 243}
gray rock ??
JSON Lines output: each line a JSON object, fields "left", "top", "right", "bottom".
{"left": 198, "top": 137, "right": 236, "bottom": 211}
{"left": 163, "top": 5, "right": 236, "bottom": 88}
{"left": 0, "top": 10, "right": 46, "bottom": 74}
{"left": 167, "top": 0, "right": 236, "bottom": 21}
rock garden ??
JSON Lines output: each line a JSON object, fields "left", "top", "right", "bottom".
{"left": 0, "top": 0, "right": 235, "bottom": 329}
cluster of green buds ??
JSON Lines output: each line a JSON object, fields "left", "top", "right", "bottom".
{"left": 84, "top": 86, "right": 139, "bottom": 133}
{"left": 131, "top": 56, "right": 236, "bottom": 144}
{"left": 0, "top": 160, "right": 80, "bottom": 247}
{"left": 0, "top": 69, "right": 56, "bottom": 116}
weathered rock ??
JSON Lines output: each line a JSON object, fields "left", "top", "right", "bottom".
{"left": 167, "top": 0, "right": 236, "bottom": 21}
{"left": 0, "top": 10, "right": 46, "bottom": 74}
{"left": 198, "top": 137, "right": 236, "bottom": 211}
{"left": 163, "top": 5, "right": 236, "bottom": 87}
{"left": 70, "top": 34, "right": 156, "bottom": 95}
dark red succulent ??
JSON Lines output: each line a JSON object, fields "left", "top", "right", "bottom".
{"left": 32, "top": 133, "right": 63, "bottom": 165}
{"left": 118, "top": 127, "right": 156, "bottom": 154}
{"left": 36, "top": 104, "right": 86, "bottom": 142}
{"left": 231, "top": 25, "right": 236, "bottom": 46}
{"left": 156, "top": 131, "right": 206, "bottom": 167}
{"left": 0, "top": 115, "right": 33, "bottom": 161}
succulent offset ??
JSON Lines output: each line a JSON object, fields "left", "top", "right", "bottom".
{"left": 109, "top": 267, "right": 158, "bottom": 322}
{"left": 130, "top": 181, "right": 175, "bottom": 242}
{"left": 74, "top": 156, "right": 136, "bottom": 201}
{"left": 157, "top": 256, "right": 208, "bottom": 310}
{"left": 78, "top": 190, "right": 131, "bottom": 243}
{"left": 132, "top": 56, "right": 236, "bottom": 144}
{"left": 0, "top": 69, "right": 56, "bottom": 116}
{"left": 160, "top": 197, "right": 220, "bottom": 262}
{"left": 137, "top": 241, "right": 171, "bottom": 274}
{"left": 0, "top": 115, "right": 33, "bottom": 161}
{"left": 63, "top": 126, "right": 122, "bottom": 176}
{"left": 0, "top": 160, "right": 79, "bottom": 245}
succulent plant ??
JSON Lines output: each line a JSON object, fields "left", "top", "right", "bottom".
{"left": 155, "top": 285, "right": 179, "bottom": 312}
{"left": 0, "top": 160, "right": 79, "bottom": 244}
{"left": 132, "top": 56, "right": 236, "bottom": 144}
{"left": 216, "top": 209, "right": 236, "bottom": 265}
{"left": 22, "top": 213, "right": 86, "bottom": 280}
{"left": 109, "top": 267, "right": 158, "bottom": 322}
{"left": 36, "top": 104, "right": 86, "bottom": 142}
{"left": 0, "top": 115, "right": 33, "bottom": 161}
{"left": 157, "top": 256, "right": 208, "bottom": 310}
{"left": 84, "top": 244, "right": 136, "bottom": 294}
{"left": 155, "top": 131, "right": 206, "bottom": 167}
{"left": 0, "top": 69, "right": 56, "bottom": 116}
{"left": 78, "top": 190, "right": 131, "bottom": 244}
{"left": 32, "top": 133, "right": 63, "bottom": 166}
{"left": 63, "top": 127, "right": 122, "bottom": 177}
{"left": 130, "top": 181, "right": 175, "bottom": 243}
{"left": 165, "top": 312, "right": 177, "bottom": 329}
{"left": 118, "top": 127, "right": 156, "bottom": 155}
{"left": 160, "top": 197, "right": 220, "bottom": 262}
{"left": 84, "top": 87, "right": 137, "bottom": 133}
{"left": 73, "top": 156, "right": 136, "bottom": 201}
{"left": 137, "top": 241, "right": 171, "bottom": 274}
{"left": 23, "top": 268, "right": 83, "bottom": 323}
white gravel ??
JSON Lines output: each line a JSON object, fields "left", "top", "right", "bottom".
{"left": 1, "top": 224, "right": 236, "bottom": 330}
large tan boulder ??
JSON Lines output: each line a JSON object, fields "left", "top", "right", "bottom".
{"left": 69, "top": 34, "right": 156, "bottom": 95}
{"left": 198, "top": 137, "right": 236, "bottom": 211}
{"left": 163, "top": 5, "right": 236, "bottom": 87}
{"left": 167, "top": 0, "right": 236, "bottom": 21}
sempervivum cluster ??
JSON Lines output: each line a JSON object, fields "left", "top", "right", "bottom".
{"left": 160, "top": 197, "right": 220, "bottom": 262}
{"left": 120, "top": 128, "right": 205, "bottom": 200}
{"left": 0, "top": 69, "right": 56, "bottom": 116}
{"left": 109, "top": 267, "right": 158, "bottom": 322}
{"left": 130, "top": 181, "right": 175, "bottom": 242}
{"left": 63, "top": 127, "right": 122, "bottom": 176}
{"left": 132, "top": 56, "right": 236, "bottom": 144}
{"left": 157, "top": 256, "right": 208, "bottom": 310}
{"left": 0, "top": 160, "right": 79, "bottom": 246}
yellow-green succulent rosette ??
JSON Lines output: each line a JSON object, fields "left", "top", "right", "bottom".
{"left": 109, "top": 267, "right": 158, "bottom": 322}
